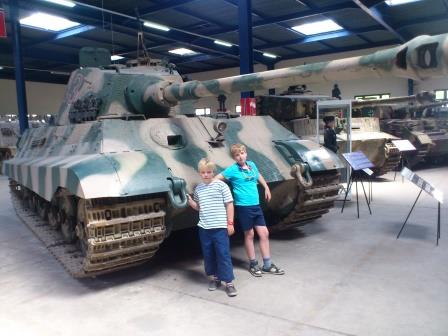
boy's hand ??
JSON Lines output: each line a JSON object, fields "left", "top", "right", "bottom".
{"left": 227, "top": 219, "right": 235, "bottom": 236}
{"left": 265, "top": 188, "right": 272, "bottom": 202}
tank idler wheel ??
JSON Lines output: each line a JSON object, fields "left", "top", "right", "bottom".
{"left": 61, "top": 216, "right": 77, "bottom": 243}
{"left": 48, "top": 202, "right": 62, "bottom": 230}
{"left": 37, "top": 198, "right": 50, "bottom": 220}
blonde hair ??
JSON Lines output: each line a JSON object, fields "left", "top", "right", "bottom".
{"left": 230, "top": 143, "right": 246, "bottom": 158}
{"left": 197, "top": 158, "right": 216, "bottom": 172}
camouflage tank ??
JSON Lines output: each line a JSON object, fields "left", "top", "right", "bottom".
{"left": 4, "top": 32, "right": 448, "bottom": 277}
{"left": 358, "top": 93, "right": 448, "bottom": 166}
{"left": 0, "top": 119, "right": 19, "bottom": 169}
{"left": 257, "top": 93, "right": 401, "bottom": 176}
{"left": 3, "top": 48, "right": 344, "bottom": 277}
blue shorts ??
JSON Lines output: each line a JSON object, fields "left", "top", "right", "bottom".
{"left": 235, "top": 205, "right": 266, "bottom": 232}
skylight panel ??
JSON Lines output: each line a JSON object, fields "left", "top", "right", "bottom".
{"left": 292, "top": 19, "right": 343, "bottom": 36}
{"left": 20, "top": 12, "right": 80, "bottom": 31}
{"left": 385, "top": 0, "right": 422, "bottom": 5}
{"left": 169, "top": 48, "right": 198, "bottom": 56}
{"left": 42, "top": 0, "right": 76, "bottom": 8}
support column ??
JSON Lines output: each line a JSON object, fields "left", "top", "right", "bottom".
{"left": 10, "top": 0, "right": 29, "bottom": 134}
{"left": 267, "top": 63, "right": 275, "bottom": 95}
{"left": 408, "top": 79, "right": 414, "bottom": 96}
{"left": 238, "top": 0, "right": 255, "bottom": 115}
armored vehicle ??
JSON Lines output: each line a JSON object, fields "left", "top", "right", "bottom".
{"left": 0, "top": 119, "right": 19, "bottom": 169}
{"left": 257, "top": 93, "right": 401, "bottom": 176}
{"left": 357, "top": 93, "right": 448, "bottom": 166}
{"left": 4, "top": 33, "right": 448, "bottom": 277}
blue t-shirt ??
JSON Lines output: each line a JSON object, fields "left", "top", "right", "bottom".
{"left": 222, "top": 160, "right": 260, "bottom": 206}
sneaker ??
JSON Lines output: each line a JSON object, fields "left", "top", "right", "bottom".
{"left": 208, "top": 279, "right": 221, "bottom": 291}
{"left": 249, "top": 264, "right": 262, "bottom": 277}
{"left": 261, "top": 263, "right": 285, "bottom": 275}
{"left": 225, "top": 284, "right": 238, "bottom": 297}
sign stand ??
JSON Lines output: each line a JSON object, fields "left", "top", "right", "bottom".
{"left": 396, "top": 167, "right": 444, "bottom": 245}
{"left": 392, "top": 140, "right": 416, "bottom": 182}
{"left": 341, "top": 151, "right": 375, "bottom": 218}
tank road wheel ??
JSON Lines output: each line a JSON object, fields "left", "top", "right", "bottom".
{"left": 75, "top": 199, "right": 88, "bottom": 255}
{"left": 48, "top": 199, "right": 62, "bottom": 230}
{"left": 28, "top": 193, "right": 38, "bottom": 213}
{"left": 37, "top": 197, "right": 50, "bottom": 220}
{"left": 59, "top": 196, "right": 78, "bottom": 243}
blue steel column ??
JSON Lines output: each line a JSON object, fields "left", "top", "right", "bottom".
{"left": 238, "top": 0, "right": 253, "bottom": 99}
{"left": 408, "top": 79, "right": 414, "bottom": 96}
{"left": 10, "top": 0, "right": 29, "bottom": 134}
{"left": 267, "top": 63, "right": 275, "bottom": 95}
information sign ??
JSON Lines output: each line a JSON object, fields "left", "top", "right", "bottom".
{"left": 392, "top": 140, "right": 416, "bottom": 152}
{"left": 401, "top": 167, "right": 444, "bottom": 203}
{"left": 342, "top": 151, "right": 375, "bottom": 170}
{"left": 0, "top": 9, "right": 6, "bottom": 38}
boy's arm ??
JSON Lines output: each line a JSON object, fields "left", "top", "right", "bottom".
{"left": 258, "top": 174, "right": 272, "bottom": 202}
{"left": 215, "top": 173, "right": 226, "bottom": 181}
{"left": 187, "top": 194, "right": 199, "bottom": 211}
{"left": 225, "top": 201, "right": 235, "bottom": 236}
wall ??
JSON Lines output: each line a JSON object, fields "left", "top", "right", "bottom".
{"left": 0, "top": 79, "right": 66, "bottom": 116}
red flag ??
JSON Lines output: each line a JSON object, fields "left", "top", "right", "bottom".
{"left": 0, "top": 9, "right": 6, "bottom": 38}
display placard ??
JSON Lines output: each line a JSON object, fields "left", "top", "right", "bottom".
{"left": 401, "top": 167, "right": 444, "bottom": 203}
{"left": 0, "top": 9, "right": 6, "bottom": 39}
{"left": 342, "top": 151, "right": 375, "bottom": 170}
{"left": 392, "top": 140, "right": 416, "bottom": 152}
{"left": 362, "top": 168, "right": 374, "bottom": 176}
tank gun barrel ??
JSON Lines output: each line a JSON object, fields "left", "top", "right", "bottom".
{"left": 158, "top": 33, "right": 448, "bottom": 106}
{"left": 352, "top": 91, "right": 437, "bottom": 108}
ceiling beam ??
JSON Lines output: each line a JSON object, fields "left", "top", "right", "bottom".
{"left": 351, "top": 0, "right": 406, "bottom": 42}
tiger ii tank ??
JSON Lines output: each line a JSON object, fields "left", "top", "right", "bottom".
{"left": 4, "top": 32, "right": 448, "bottom": 277}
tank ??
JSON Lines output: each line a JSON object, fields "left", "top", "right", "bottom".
{"left": 4, "top": 33, "right": 448, "bottom": 277}
{"left": 0, "top": 119, "right": 19, "bottom": 169}
{"left": 358, "top": 93, "right": 448, "bottom": 166}
{"left": 256, "top": 93, "right": 401, "bottom": 176}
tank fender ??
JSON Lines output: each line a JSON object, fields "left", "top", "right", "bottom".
{"left": 273, "top": 139, "right": 344, "bottom": 172}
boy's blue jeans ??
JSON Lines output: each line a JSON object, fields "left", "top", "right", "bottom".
{"left": 198, "top": 227, "right": 234, "bottom": 283}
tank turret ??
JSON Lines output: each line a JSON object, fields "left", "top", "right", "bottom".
{"left": 4, "top": 33, "right": 448, "bottom": 277}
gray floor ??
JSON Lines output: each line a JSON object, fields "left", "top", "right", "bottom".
{"left": 0, "top": 167, "right": 447, "bottom": 336}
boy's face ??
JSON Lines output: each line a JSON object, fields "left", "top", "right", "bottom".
{"left": 328, "top": 120, "right": 335, "bottom": 128}
{"left": 199, "top": 168, "right": 214, "bottom": 184}
{"left": 233, "top": 149, "right": 247, "bottom": 166}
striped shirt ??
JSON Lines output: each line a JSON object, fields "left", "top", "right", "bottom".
{"left": 193, "top": 180, "right": 233, "bottom": 229}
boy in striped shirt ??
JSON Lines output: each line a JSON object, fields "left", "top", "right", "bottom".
{"left": 187, "top": 158, "right": 237, "bottom": 297}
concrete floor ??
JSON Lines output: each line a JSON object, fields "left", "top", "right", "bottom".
{"left": 0, "top": 167, "right": 447, "bottom": 336}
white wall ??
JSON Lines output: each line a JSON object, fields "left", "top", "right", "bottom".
{"left": 0, "top": 79, "right": 66, "bottom": 116}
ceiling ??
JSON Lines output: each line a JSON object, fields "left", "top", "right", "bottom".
{"left": 0, "top": 0, "right": 447, "bottom": 84}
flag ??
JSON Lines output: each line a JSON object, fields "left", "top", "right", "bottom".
{"left": 0, "top": 9, "right": 6, "bottom": 38}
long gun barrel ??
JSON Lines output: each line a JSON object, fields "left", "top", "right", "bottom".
{"left": 157, "top": 33, "right": 448, "bottom": 106}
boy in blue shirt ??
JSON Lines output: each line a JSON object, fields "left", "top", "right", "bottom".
{"left": 187, "top": 158, "right": 237, "bottom": 297}
{"left": 217, "top": 144, "right": 285, "bottom": 277}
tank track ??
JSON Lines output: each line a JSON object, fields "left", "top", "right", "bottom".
{"left": 406, "top": 144, "right": 431, "bottom": 167}
{"left": 10, "top": 183, "right": 166, "bottom": 278}
{"left": 270, "top": 170, "right": 341, "bottom": 232}
{"left": 373, "top": 142, "right": 401, "bottom": 176}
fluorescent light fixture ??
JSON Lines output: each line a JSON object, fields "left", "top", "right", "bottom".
{"left": 0, "top": 66, "right": 3, "bottom": 70}
{"left": 263, "top": 52, "right": 277, "bottom": 58}
{"left": 169, "top": 48, "right": 197, "bottom": 56}
{"left": 143, "top": 21, "right": 170, "bottom": 32}
{"left": 385, "top": 0, "right": 422, "bottom": 5}
{"left": 292, "top": 19, "right": 343, "bottom": 36}
{"left": 20, "top": 12, "right": 80, "bottom": 31}
{"left": 111, "top": 55, "right": 124, "bottom": 61}
{"left": 214, "top": 40, "right": 232, "bottom": 47}
{"left": 42, "top": 0, "right": 76, "bottom": 8}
